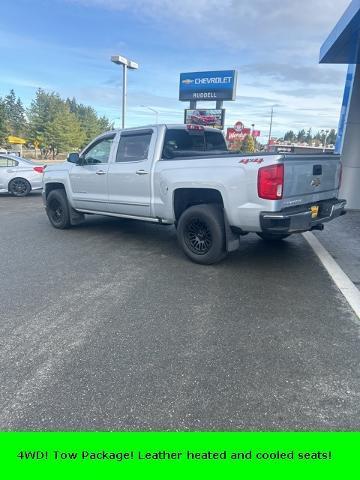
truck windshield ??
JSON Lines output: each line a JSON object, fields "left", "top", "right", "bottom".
{"left": 162, "top": 129, "right": 227, "bottom": 159}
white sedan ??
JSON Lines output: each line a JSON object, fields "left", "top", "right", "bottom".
{"left": 0, "top": 154, "right": 44, "bottom": 196}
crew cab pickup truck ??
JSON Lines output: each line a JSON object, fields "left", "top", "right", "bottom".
{"left": 43, "top": 124, "right": 346, "bottom": 264}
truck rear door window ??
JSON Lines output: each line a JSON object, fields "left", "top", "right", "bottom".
{"left": 162, "top": 129, "right": 227, "bottom": 159}
{"left": 205, "top": 131, "right": 227, "bottom": 151}
{"left": 116, "top": 132, "right": 152, "bottom": 162}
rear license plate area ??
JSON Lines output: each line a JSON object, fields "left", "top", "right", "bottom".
{"left": 310, "top": 205, "right": 319, "bottom": 218}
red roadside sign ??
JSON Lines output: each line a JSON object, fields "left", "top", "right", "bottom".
{"left": 226, "top": 128, "right": 246, "bottom": 142}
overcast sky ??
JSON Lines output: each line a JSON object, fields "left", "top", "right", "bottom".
{"left": 0, "top": 0, "right": 351, "bottom": 141}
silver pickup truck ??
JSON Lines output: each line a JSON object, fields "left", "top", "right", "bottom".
{"left": 43, "top": 124, "right": 346, "bottom": 264}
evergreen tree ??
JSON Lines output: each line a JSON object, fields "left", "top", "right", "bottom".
{"left": 27, "top": 89, "right": 64, "bottom": 151}
{"left": 327, "top": 128, "right": 337, "bottom": 145}
{"left": 66, "top": 97, "right": 78, "bottom": 114}
{"left": 0, "top": 98, "right": 9, "bottom": 145}
{"left": 45, "top": 103, "right": 85, "bottom": 159}
{"left": 305, "top": 128, "right": 312, "bottom": 145}
{"left": 284, "top": 130, "right": 296, "bottom": 142}
{"left": 75, "top": 104, "right": 108, "bottom": 144}
{"left": 66, "top": 97, "right": 113, "bottom": 144}
{"left": 297, "top": 129, "right": 306, "bottom": 143}
{"left": 4, "top": 89, "right": 27, "bottom": 137}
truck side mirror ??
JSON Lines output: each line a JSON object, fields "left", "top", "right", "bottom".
{"left": 67, "top": 152, "right": 80, "bottom": 164}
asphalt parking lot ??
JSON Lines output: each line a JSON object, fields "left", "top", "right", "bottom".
{"left": 1, "top": 192, "right": 360, "bottom": 431}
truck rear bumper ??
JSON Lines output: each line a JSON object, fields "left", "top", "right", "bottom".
{"left": 260, "top": 198, "right": 346, "bottom": 234}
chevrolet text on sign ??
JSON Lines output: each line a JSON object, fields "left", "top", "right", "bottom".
{"left": 179, "top": 70, "right": 237, "bottom": 101}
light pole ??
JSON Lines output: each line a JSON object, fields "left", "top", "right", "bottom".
{"left": 111, "top": 55, "right": 139, "bottom": 129}
{"left": 267, "top": 106, "right": 274, "bottom": 148}
{"left": 321, "top": 129, "right": 329, "bottom": 152}
{"left": 141, "top": 105, "right": 159, "bottom": 124}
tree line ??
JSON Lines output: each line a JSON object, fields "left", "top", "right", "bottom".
{"left": 281, "top": 128, "right": 337, "bottom": 146}
{"left": 0, "top": 89, "right": 112, "bottom": 158}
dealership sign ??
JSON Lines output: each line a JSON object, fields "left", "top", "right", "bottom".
{"left": 179, "top": 70, "right": 237, "bottom": 101}
{"left": 184, "top": 109, "right": 225, "bottom": 129}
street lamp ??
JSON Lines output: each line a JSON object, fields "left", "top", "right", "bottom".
{"left": 267, "top": 106, "right": 274, "bottom": 148}
{"left": 320, "top": 129, "right": 329, "bottom": 152}
{"left": 111, "top": 55, "right": 139, "bottom": 129}
{"left": 141, "top": 105, "right": 159, "bottom": 124}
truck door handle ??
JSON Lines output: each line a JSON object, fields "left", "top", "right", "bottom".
{"left": 136, "top": 169, "right": 149, "bottom": 175}
{"left": 95, "top": 170, "right": 106, "bottom": 175}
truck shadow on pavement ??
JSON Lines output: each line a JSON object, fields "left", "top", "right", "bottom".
{"left": 71, "top": 213, "right": 300, "bottom": 269}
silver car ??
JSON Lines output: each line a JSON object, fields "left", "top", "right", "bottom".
{"left": 0, "top": 154, "right": 44, "bottom": 196}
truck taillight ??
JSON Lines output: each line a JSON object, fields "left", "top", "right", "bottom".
{"left": 258, "top": 164, "right": 284, "bottom": 200}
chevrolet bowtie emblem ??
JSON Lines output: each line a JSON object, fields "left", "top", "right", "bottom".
{"left": 311, "top": 178, "right": 321, "bottom": 187}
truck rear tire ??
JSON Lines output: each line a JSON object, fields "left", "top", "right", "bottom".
{"left": 257, "top": 232, "right": 290, "bottom": 241}
{"left": 46, "top": 189, "right": 71, "bottom": 229}
{"left": 177, "top": 204, "right": 226, "bottom": 264}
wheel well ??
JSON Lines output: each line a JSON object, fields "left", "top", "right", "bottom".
{"left": 45, "top": 182, "right": 65, "bottom": 198}
{"left": 173, "top": 188, "right": 224, "bottom": 221}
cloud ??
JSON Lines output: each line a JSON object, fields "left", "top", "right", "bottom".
{"left": 241, "top": 63, "right": 346, "bottom": 86}
{"left": 65, "top": 0, "right": 350, "bottom": 61}
{"left": 274, "top": 86, "right": 343, "bottom": 98}
{"left": 0, "top": 76, "right": 52, "bottom": 90}
{"left": 11, "top": 0, "right": 350, "bottom": 138}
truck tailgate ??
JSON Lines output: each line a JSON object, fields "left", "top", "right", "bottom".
{"left": 282, "top": 154, "right": 341, "bottom": 203}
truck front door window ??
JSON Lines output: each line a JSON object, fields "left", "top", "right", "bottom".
{"left": 83, "top": 136, "right": 115, "bottom": 165}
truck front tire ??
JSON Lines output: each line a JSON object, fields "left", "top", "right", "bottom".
{"left": 46, "top": 189, "right": 71, "bottom": 229}
{"left": 177, "top": 204, "right": 226, "bottom": 264}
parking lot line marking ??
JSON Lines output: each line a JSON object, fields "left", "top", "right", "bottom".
{"left": 302, "top": 231, "right": 360, "bottom": 320}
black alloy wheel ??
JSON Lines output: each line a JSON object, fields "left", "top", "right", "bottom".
{"left": 177, "top": 204, "right": 226, "bottom": 265}
{"left": 184, "top": 217, "right": 213, "bottom": 255}
{"left": 49, "top": 198, "right": 65, "bottom": 225}
{"left": 46, "top": 189, "right": 71, "bottom": 229}
{"left": 8, "top": 178, "right": 31, "bottom": 197}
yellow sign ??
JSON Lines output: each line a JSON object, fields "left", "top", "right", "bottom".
{"left": 7, "top": 136, "right": 26, "bottom": 144}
